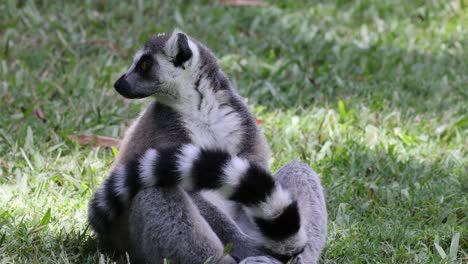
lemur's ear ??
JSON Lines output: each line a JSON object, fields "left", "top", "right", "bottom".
{"left": 166, "top": 31, "right": 193, "bottom": 68}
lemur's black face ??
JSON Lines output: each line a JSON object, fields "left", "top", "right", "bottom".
{"left": 114, "top": 53, "right": 158, "bottom": 98}
{"left": 114, "top": 32, "right": 195, "bottom": 100}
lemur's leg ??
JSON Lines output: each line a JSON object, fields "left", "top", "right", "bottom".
{"left": 190, "top": 192, "right": 268, "bottom": 260}
{"left": 89, "top": 146, "right": 311, "bottom": 257}
{"left": 126, "top": 188, "right": 237, "bottom": 264}
{"left": 230, "top": 162, "right": 327, "bottom": 264}
{"left": 273, "top": 161, "right": 328, "bottom": 264}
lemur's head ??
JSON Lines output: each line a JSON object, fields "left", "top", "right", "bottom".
{"left": 114, "top": 30, "right": 209, "bottom": 100}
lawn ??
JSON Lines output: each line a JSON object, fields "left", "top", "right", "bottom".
{"left": 0, "top": 0, "right": 467, "bottom": 263}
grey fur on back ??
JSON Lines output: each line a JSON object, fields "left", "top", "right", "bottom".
{"left": 115, "top": 102, "right": 190, "bottom": 165}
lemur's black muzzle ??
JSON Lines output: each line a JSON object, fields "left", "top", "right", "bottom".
{"left": 114, "top": 74, "right": 152, "bottom": 99}
{"left": 114, "top": 74, "right": 132, "bottom": 97}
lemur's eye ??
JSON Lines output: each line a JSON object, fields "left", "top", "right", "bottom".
{"left": 140, "top": 61, "right": 149, "bottom": 71}
{"left": 137, "top": 54, "right": 153, "bottom": 73}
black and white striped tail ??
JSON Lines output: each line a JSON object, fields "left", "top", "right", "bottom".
{"left": 88, "top": 144, "right": 307, "bottom": 255}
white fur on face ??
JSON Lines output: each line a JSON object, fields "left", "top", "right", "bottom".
{"left": 152, "top": 30, "right": 201, "bottom": 89}
{"left": 155, "top": 53, "right": 182, "bottom": 83}
{"left": 128, "top": 50, "right": 145, "bottom": 72}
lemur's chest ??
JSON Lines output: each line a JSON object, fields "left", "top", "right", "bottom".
{"left": 181, "top": 103, "right": 244, "bottom": 154}
{"left": 177, "top": 92, "right": 244, "bottom": 154}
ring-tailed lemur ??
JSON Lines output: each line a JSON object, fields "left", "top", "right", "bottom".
{"left": 88, "top": 30, "right": 327, "bottom": 264}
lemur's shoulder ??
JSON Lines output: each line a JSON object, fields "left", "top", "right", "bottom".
{"left": 227, "top": 92, "right": 270, "bottom": 168}
{"left": 115, "top": 102, "right": 190, "bottom": 165}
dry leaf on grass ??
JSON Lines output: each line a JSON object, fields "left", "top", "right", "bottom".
{"left": 68, "top": 134, "right": 120, "bottom": 148}
{"left": 221, "top": 0, "right": 266, "bottom": 6}
{"left": 33, "top": 107, "right": 47, "bottom": 123}
{"left": 0, "top": 158, "right": 8, "bottom": 169}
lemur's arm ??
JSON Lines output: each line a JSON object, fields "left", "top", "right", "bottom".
{"left": 89, "top": 144, "right": 306, "bottom": 256}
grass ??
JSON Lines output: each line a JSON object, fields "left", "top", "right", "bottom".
{"left": 0, "top": 0, "right": 467, "bottom": 263}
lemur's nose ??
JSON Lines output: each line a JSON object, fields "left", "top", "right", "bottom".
{"left": 113, "top": 73, "right": 155, "bottom": 99}
{"left": 114, "top": 74, "right": 130, "bottom": 91}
